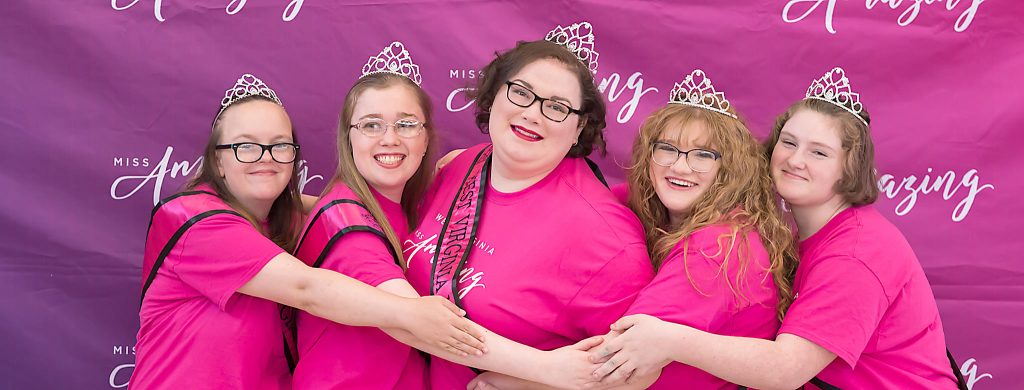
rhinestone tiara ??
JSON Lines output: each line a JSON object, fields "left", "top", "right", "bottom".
{"left": 218, "top": 73, "right": 282, "bottom": 118}
{"left": 804, "top": 67, "right": 868, "bottom": 126}
{"left": 361, "top": 41, "right": 422, "bottom": 86}
{"left": 668, "top": 69, "right": 737, "bottom": 119}
{"left": 545, "top": 21, "right": 599, "bottom": 74}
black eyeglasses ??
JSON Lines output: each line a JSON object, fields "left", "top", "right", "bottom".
{"left": 651, "top": 141, "right": 721, "bottom": 173}
{"left": 504, "top": 81, "right": 584, "bottom": 122}
{"left": 215, "top": 142, "right": 299, "bottom": 163}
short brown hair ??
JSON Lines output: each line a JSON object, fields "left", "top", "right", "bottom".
{"left": 471, "top": 40, "right": 607, "bottom": 158}
{"left": 765, "top": 98, "right": 878, "bottom": 205}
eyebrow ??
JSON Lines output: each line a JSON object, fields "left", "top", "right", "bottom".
{"left": 357, "top": 113, "right": 384, "bottom": 120}
{"left": 779, "top": 131, "right": 839, "bottom": 151}
{"left": 510, "top": 78, "right": 576, "bottom": 106}
{"left": 231, "top": 133, "right": 293, "bottom": 143}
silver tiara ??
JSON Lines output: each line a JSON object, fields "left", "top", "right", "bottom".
{"left": 545, "top": 21, "right": 599, "bottom": 74}
{"left": 218, "top": 73, "right": 282, "bottom": 117}
{"left": 668, "top": 69, "right": 737, "bottom": 119}
{"left": 361, "top": 41, "right": 422, "bottom": 85}
{"left": 805, "top": 67, "right": 868, "bottom": 126}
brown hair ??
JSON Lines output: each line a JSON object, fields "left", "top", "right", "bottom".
{"left": 471, "top": 40, "right": 607, "bottom": 158}
{"left": 764, "top": 98, "right": 878, "bottom": 205}
{"left": 331, "top": 73, "right": 437, "bottom": 269}
{"left": 187, "top": 96, "right": 303, "bottom": 252}
{"left": 627, "top": 104, "right": 798, "bottom": 320}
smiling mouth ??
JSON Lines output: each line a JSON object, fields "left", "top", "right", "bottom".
{"left": 374, "top": 153, "right": 406, "bottom": 168}
{"left": 666, "top": 177, "right": 697, "bottom": 189}
{"left": 781, "top": 170, "right": 807, "bottom": 181}
{"left": 511, "top": 125, "right": 543, "bottom": 142}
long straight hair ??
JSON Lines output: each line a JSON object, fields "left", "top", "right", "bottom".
{"left": 329, "top": 73, "right": 436, "bottom": 269}
{"left": 187, "top": 96, "right": 304, "bottom": 252}
{"left": 627, "top": 104, "right": 798, "bottom": 320}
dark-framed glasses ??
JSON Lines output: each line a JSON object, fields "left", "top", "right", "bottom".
{"left": 350, "top": 118, "right": 425, "bottom": 138}
{"left": 651, "top": 141, "right": 721, "bottom": 173}
{"left": 504, "top": 81, "right": 583, "bottom": 123}
{"left": 215, "top": 142, "right": 299, "bottom": 163}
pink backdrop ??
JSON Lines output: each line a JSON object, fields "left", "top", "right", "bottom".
{"left": 1, "top": 1, "right": 1020, "bottom": 388}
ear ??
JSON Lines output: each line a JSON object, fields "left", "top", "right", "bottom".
{"left": 215, "top": 153, "right": 225, "bottom": 178}
{"left": 575, "top": 117, "right": 586, "bottom": 141}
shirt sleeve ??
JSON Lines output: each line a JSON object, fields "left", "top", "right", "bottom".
{"left": 318, "top": 230, "right": 405, "bottom": 287}
{"left": 777, "top": 255, "right": 888, "bottom": 368}
{"left": 558, "top": 242, "right": 654, "bottom": 337}
{"left": 170, "top": 213, "right": 285, "bottom": 311}
{"left": 626, "top": 242, "right": 736, "bottom": 332}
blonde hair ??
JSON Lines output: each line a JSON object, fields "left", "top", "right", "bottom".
{"left": 330, "top": 73, "right": 436, "bottom": 268}
{"left": 627, "top": 104, "right": 798, "bottom": 320}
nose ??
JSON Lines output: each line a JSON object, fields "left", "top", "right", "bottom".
{"left": 519, "top": 100, "right": 544, "bottom": 124}
{"left": 784, "top": 148, "right": 806, "bottom": 170}
{"left": 379, "top": 125, "right": 401, "bottom": 146}
{"left": 257, "top": 145, "right": 274, "bottom": 164}
{"left": 670, "top": 154, "right": 695, "bottom": 174}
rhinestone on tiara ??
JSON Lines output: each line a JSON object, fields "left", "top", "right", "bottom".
{"left": 219, "top": 73, "right": 282, "bottom": 116}
{"left": 545, "top": 21, "right": 599, "bottom": 74}
{"left": 668, "top": 69, "right": 738, "bottom": 119}
{"left": 361, "top": 41, "right": 422, "bottom": 85}
{"left": 805, "top": 67, "right": 868, "bottom": 126}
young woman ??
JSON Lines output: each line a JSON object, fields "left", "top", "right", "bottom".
{"left": 290, "top": 41, "right": 451, "bottom": 389}
{"left": 471, "top": 70, "right": 798, "bottom": 389}
{"left": 591, "top": 67, "right": 959, "bottom": 389}
{"left": 131, "top": 73, "right": 482, "bottom": 389}
{"left": 402, "top": 22, "right": 655, "bottom": 390}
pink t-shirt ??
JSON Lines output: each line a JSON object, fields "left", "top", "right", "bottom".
{"left": 404, "top": 144, "right": 654, "bottom": 389}
{"left": 610, "top": 182, "right": 629, "bottom": 205}
{"left": 292, "top": 184, "right": 426, "bottom": 390}
{"left": 627, "top": 224, "right": 780, "bottom": 389}
{"left": 778, "top": 206, "right": 957, "bottom": 388}
{"left": 132, "top": 211, "right": 290, "bottom": 389}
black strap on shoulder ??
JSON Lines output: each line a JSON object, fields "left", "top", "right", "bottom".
{"left": 140, "top": 209, "right": 242, "bottom": 303}
{"left": 584, "top": 157, "right": 609, "bottom": 188}
{"left": 144, "top": 190, "right": 218, "bottom": 238}
{"left": 283, "top": 198, "right": 398, "bottom": 372}
{"left": 948, "top": 348, "right": 969, "bottom": 390}
{"left": 313, "top": 226, "right": 395, "bottom": 268}
{"left": 293, "top": 198, "right": 368, "bottom": 255}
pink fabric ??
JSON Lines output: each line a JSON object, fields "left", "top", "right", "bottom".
{"left": 779, "top": 206, "right": 957, "bottom": 388}
{"left": 405, "top": 143, "right": 654, "bottom": 389}
{"left": 132, "top": 204, "right": 289, "bottom": 389}
{"left": 627, "top": 224, "right": 780, "bottom": 389}
{"left": 292, "top": 183, "right": 426, "bottom": 390}
{"left": 610, "top": 182, "right": 629, "bottom": 205}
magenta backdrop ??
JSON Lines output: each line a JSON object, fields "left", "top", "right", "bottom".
{"left": 1, "top": 1, "right": 1020, "bottom": 388}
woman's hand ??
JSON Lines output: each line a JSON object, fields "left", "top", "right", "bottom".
{"left": 590, "top": 314, "right": 675, "bottom": 384}
{"left": 401, "top": 295, "right": 487, "bottom": 356}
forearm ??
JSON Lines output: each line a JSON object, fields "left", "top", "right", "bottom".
{"left": 387, "top": 326, "right": 554, "bottom": 383}
{"left": 295, "top": 267, "right": 409, "bottom": 329}
{"left": 477, "top": 371, "right": 658, "bottom": 390}
{"left": 667, "top": 326, "right": 820, "bottom": 390}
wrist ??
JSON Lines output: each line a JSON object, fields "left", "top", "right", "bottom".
{"left": 665, "top": 323, "right": 697, "bottom": 364}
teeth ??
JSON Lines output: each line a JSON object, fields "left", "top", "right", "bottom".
{"left": 514, "top": 127, "right": 540, "bottom": 139}
{"left": 375, "top": 155, "right": 404, "bottom": 165}
{"left": 667, "top": 178, "right": 695, "bottom": 187}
